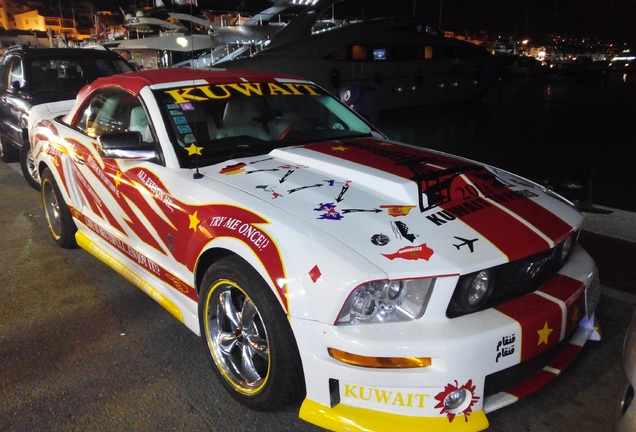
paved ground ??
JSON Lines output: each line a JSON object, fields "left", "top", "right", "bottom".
{"left": 1, "top": 160, "right": 634, "bottom": 432}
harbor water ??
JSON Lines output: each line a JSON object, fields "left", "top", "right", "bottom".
{"left": 378, "top": 70, "right": 636, "bottom": 213}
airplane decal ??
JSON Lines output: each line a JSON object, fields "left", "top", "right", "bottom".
{"left": 453, "top": 236, "right": 479, "bottom": 253}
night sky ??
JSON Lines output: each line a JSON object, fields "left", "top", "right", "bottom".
{"left": 66, "top": 0, "right": 636, "bottom": 44}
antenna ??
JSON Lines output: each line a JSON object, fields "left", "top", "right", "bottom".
{"left": 184, "top": 141, "right": 204, "bottom": 179}
{"left": 188, "top": 0, "right": 203, "bottom": 181}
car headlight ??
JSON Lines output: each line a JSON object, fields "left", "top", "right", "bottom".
{"left": 336, "top": 278, "right": 434, "bottom": 325}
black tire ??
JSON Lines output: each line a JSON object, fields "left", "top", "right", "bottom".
{"left": 198, "top": 255, "right": 305, "bottom": 410}
{"left": 40, "top": 168, "right": 77, "bottom": 249}
{"left": 0, "top": 135, "right": 19, "bottom": 162}
{"left": 20, "top": 142, "right": 41, "bottom": 190}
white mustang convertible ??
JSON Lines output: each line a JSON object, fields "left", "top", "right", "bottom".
{"left": 29, "top": 68, "right": 601, "bottom": 431}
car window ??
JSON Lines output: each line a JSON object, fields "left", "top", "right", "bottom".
{"left": 0, "top": 55, "right": 14, "bottom": 90}
{"left": 6, "top": 56, "right": 24, "bottom": 90}
{"left": 28, "top": 56, "right": 131, "bottom": 97}
{"left": 77, "top": 88, "right": 153, "bottom": 143}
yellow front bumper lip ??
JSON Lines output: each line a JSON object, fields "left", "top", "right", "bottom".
{"left": 299, "top": 399, "right": 489, "bottom": 432}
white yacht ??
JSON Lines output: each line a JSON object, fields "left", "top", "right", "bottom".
{"left": 212, "top": 0, "right": 502, "bottom": 113}
{"left": 101, "top": 5, "right": 219, "bottom": 69}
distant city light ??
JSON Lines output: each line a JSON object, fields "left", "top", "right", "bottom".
{"left": 613, "top": 55, "right": 636, "bottom": 61}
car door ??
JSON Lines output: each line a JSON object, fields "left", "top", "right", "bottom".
{"left": 0, "top": 53, "right": 27, "bottom": 151}
{"left": 66, "top": 87, "right": 176, "bottom": 276}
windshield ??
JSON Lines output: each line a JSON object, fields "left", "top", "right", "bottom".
{"left": 29, "top": 57, "right": 132, "bottom": 101}
{"left": 153, "top": 80, "right": 374, "bottom": 168}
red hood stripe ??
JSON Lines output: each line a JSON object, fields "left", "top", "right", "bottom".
{"left": 492, "top": 192, "right": 574, "bottom": 242}
{"left": 442, "top": 195, "right": 549, "bottom": 261}
{"left": 306, "top": 140, "right": 568, "bottom": 260}
{"left": 439, "top": 172, "right": 550, "bottom": 260}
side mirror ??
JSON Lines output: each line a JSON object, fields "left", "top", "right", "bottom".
{"left": 96, "top": 132, "right": 157, "bottom": 161}
{"left": 10, "top": 80, "right": 22, "bottom": 91}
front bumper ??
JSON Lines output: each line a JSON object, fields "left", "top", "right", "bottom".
{"left": 293, "top": 247, "right": 600, "bottom": 431}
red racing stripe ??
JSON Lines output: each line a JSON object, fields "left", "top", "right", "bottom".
{"left": 441, "top": 174, "right": 549, "bottom": 261}
{"left": 495, "top": 293, "right": 564, "bottom": 362}
{"left": 549, "top": 343, "right": 582, "bottom": 371}
{"left": 494, "top": 193, "right": 574, "bottom": 243}
{"left": 506, "top": 369, "right": 557, "bottom": 399}
{"left": 504, "top": 343, "right": 582, "bottom": 399}
{"left": 538, "top": 274, "right": 587, "bottom": 336}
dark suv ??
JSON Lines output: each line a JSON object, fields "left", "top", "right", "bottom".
{"left": 0, "top": 46, "right": 133, "bottom": 189}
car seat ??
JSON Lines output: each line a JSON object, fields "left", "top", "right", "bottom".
{"left": 216, "top": 99, "right": 270, "bottom": 140}
{"left": 128, "top": 106, "right": 151, "bottom": 141}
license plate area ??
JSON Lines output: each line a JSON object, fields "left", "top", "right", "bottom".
{"left": 585, "top": 270, "right": 601, "bottom": 319}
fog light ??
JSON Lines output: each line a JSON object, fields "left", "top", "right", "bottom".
{"left": 560, "top": 235, "right": 574, "bottom": 261}
{"left": 447, "top": 269, "right": 495, "bottom": 317}
{"left": 467, "top": 270, "right": 491, "bottom": 306}
{"left": 444, "top": 389, "right": 468, "bottom": 412}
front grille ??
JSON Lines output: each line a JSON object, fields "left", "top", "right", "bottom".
{"left": 487, "top": 248, "right": 561, "bottom": 305}
{"left": 447, "top": 242, "right": 569, "bottom": 318}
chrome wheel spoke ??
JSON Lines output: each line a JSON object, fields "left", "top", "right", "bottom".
{"left": 27, "top": 151, "right": 38, "bottom": 181}
{"left": 207, "top": 283, "right": 270, "bottom": 392}
{"left": 245, "top": 333, "right": 269, "bottom": 360}
{"left": 241, "top": 298, "right": 258, "bottom": 323}
{"left": 217, "top": 330, "right": 238, "bottom": 355}
{"left": 241, "top": 299, "right": 269, "bottom": 360}
{"left": 43, "top": 184, "right": 61, "bottom": 235}
{"left": 218, "top": 290, "right": 241, "bottom": 329}
{"left": 239, "top": 343, "right": 262, "bottom": 384}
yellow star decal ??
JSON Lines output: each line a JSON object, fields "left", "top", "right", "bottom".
{"left": 331, "top": 145, "right": 348, "bottom": 151}
{"left": 114, "top": 171, "right": 122, "bottom": 188}
{"left": 185, "top": 143, "right": 203, "bottom": 156}
{"left": 537, "top": 321, "right": 553, "bottom": 345}
{"left": 188, "top": 211, "right": 200, "bottom": 232}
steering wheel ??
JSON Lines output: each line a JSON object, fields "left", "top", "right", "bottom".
{"left": 278, "top": 125, "right": 295, "bottom": 139}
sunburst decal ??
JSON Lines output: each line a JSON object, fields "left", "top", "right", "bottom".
{"left": 433, "top": 379, "right": 480, "bottom": 423}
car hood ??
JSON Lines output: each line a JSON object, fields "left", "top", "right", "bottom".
{"left": 205, "top": 137, "right": 582, "bottom": 276}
